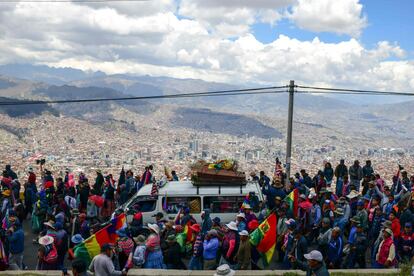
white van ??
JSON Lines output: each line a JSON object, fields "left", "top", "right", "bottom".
{"left": 119, "top": 180, "right": 264, "bottom": 224}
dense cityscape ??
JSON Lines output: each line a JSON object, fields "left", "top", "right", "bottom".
{"left": 1, "top": 111, "right": 413, "bottom": 183}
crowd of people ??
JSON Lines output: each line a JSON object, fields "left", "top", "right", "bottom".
{"left": 0, "top": 159, "right": 413, "bottom": 275}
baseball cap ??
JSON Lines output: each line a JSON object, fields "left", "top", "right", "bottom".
{"left": 304, "top": 250, "right": 323, "bottom": 262}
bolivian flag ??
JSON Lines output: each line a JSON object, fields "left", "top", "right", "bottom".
{"left": 71, "top": 213, "right": 126, "bottom": 265}
{"left": 249, "top": 213, "right": 277, "bottom": 265}
{"left": 285, "top": 188, "right": 299, "bottom": 217}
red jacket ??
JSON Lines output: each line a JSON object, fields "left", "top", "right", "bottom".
{"left": 391, "top": 218, "right": 401, "bottom": 239}
{"left": 377, "top": 236, "right": 396, "bottom": 265}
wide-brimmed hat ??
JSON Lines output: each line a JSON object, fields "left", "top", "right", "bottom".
{"left": 148, "top": 223, "right": 160, "bottom": 234}
{"left": 39, "top": 235, "right": 54, "bottom": 246}
{"left": 71, "top": 234, "right": 84, "bottom": 244}
{"left": 350, "top": 216, "right": 360, "bottom": 224}
{"left": 338, "top": 196, "right": 346, "bottom": 203}
{"left": 239, "top": 230, "right": 249, "bottom": 236}
{"left": 384, "top": 228, "right": 393, "bottom": 236}
{"left": 347, "top": 190, "right": 359, "bottom": 199}
{"left": 334, "top": 208, "right": 344, "bottom": 215}
{"left": 2, "top": 190, "right": 11, "bottom": 197}
{"left": 273, "top": 179, "right": 284, "bottom": 188}
{"left": 214, "top": 264, "right": 235, "bottom": 276}
{"left": 43, "top": 221, "right": 56, "bottom": 230}
{"left": 243, "top": 204, "right": 251, "bottom": 209}
{"left": 225, "top": 221, "right": 238, "bottom": 231}
{"left": 236, "top": 213, "right": 246, "bottom": 219}
{"left": 133, "top": 235, "right": 146, "bottom": 244}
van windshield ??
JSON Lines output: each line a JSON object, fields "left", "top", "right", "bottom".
{"left": 128, "top": 195, "right": 157, "bottom": 212}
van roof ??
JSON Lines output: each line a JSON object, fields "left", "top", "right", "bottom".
{"left": 137, "top": 180, "right": 262, "bottom": 197}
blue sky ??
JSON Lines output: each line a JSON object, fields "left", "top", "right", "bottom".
{"left": 252, "top": 0, "right": 413, "bottom": 58}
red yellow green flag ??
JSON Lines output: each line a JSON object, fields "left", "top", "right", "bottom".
{"left": 284, "top": 188, "right": 299, "bottom": 217}
{"left": 73, "top": 213, "right": 126, "bottom": 265}
{"left": 249, "top": 213, "right": 277, "bottom": 265}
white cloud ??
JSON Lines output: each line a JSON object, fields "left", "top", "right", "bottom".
{"left": 289, "top": 0, "right": 367, "bottom": 37}
{"left": 178, "top": 0, "right": 294, "bottom": 37}
{"left": 0, "top": 0, "right": 413, "bottom": 94}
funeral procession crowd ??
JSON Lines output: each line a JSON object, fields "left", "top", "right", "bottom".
{"left": 0, "top": 158, "right": 414, "bottom": 276}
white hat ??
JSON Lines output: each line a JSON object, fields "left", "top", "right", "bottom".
{"left": 304, "top": 250, "right": 323, "bottom": 262}
{"left": 347, "top": 190, "right": 359, "bottom": 199}
{"left": 384, "top": 228, "right": 393, "bottom": 236}
{"left": 308, "top": 192, "right": 316, "bottom": 199}
{"left": 239, "top": 230, "right": 249, "bottom": 236}
{"left": 39, "top": 235, "right": 54, "bottom": 246}
{"left": 243, "top": 204, "right": 251, "bottom": 209}
{"left": 214, "top": 264, "right": 235, "bottom": 276}
{"left": 43, "top": 221, "right": 56, "bottom": 230}
{"left": 148, "top": 223, "right": 160, "bottom": 234}
{"left": 225, "top": 221, "right": 238, "bottom": 231}
{"left": 236, "top": 213, "right": 246, "bottom": 219}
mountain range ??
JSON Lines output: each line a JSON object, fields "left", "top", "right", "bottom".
{"left": 0, "top": 63, "right": 413, "bottom": 143}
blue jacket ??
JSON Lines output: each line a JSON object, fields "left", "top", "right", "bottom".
{"left": 203, "top": 237, "right": 219, "bottom": 260}
{"left": 9, "top": 228, "right": 24, "bottom": 254}
{"left": 348, "top": 226, "right": 357, "bottom": 245}
{"left": 327, "top": 236, "right": 343, "bottom": 264}
{"left": 262, "top": 185, "right": 286, "bottom": 209}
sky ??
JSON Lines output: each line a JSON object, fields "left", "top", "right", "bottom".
{"left": 0, "top": 0, "right": 413, "bottom": 91}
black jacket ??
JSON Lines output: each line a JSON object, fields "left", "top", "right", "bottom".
{"left": 165, "top": 242, "right": 186, "bottom": 269}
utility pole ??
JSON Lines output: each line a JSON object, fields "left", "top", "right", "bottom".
{"left": 285, "top": 80, "right": 295, "bottom": 185}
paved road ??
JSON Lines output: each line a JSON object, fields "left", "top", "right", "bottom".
{"left": 22, "top": 217, "right": 41, "bottom": 269}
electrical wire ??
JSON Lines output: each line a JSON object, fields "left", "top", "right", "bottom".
{"left": 0, "top": 87, "right": 288, "bottom": 106}
{"left": 296, "top": 90, "right": 414, "bottom": 96}
{"left": 0, "top": 0, "right": 150, "bottom": 2}
{"left": 296, "top": 85, "right": 414, "bottom": 96}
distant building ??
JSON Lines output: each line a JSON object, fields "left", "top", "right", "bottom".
{"left": 189, "top": 140, "right": 199, "bottom": 153}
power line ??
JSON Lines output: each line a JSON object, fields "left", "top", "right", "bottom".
{"left": 0, "top": 87, "right": 288, "bottom": 106}
{"left": 0, "top": 0, "right": 149, "bottom": 2}
{"left": 296, "top": 90, "right": 414, "bottom": 96}
{"left": 296, "top": 85, "right": 414, "bottom": 96}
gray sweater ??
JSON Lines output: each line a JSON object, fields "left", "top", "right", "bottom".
{"left": 89, "top": 253, "right": 123, "bottom": 276}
